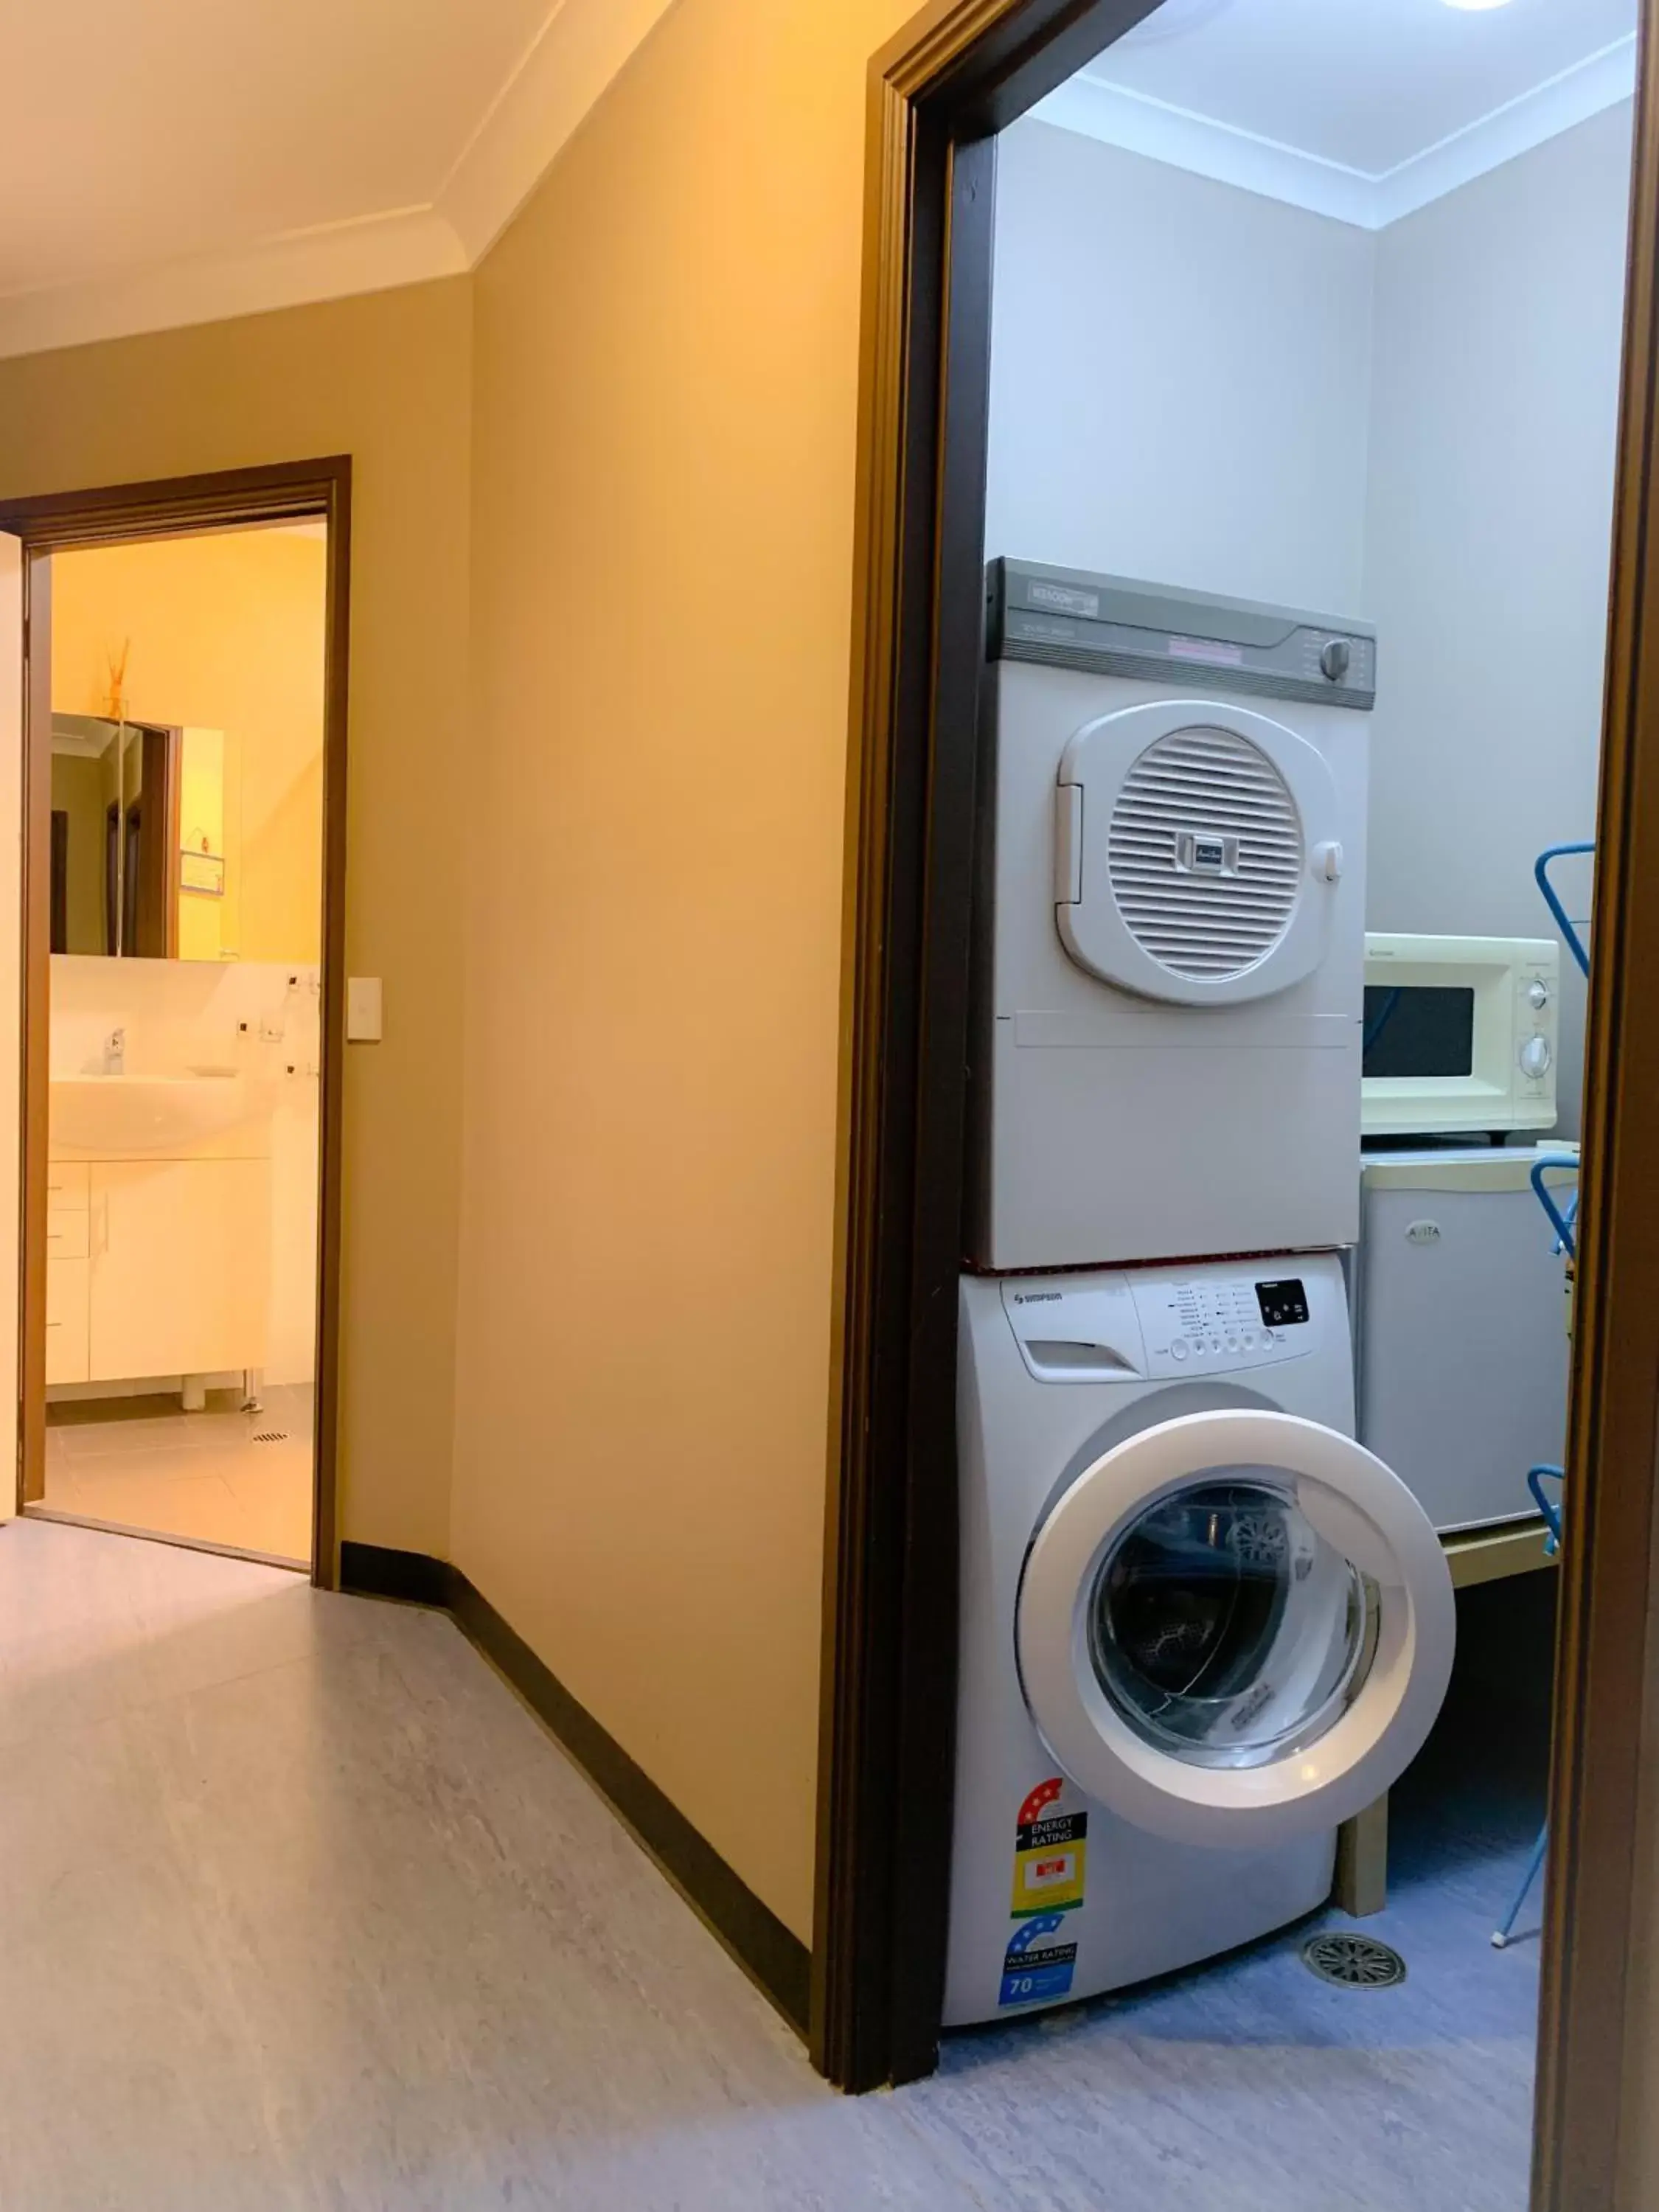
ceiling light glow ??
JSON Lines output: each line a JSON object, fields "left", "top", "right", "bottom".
{"left": 1441, "top": 0, "right": 1516, "bottom": 12}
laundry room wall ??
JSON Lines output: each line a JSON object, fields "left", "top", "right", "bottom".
{"left": 988, "top": 102, "right": 1632, "bottom": 1144}
{"left": 984, "top": 118, "right": 1377, "bottom": 613}
{"left": 1361, "top": 102, "right": 1635, "bottom": 1141}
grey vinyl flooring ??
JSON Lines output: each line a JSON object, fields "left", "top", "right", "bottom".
{"left": 0, "top": 1518, "right": 1540, "bottom": 2211}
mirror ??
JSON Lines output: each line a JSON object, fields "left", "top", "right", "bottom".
{"left": 49, "top": 714, "right": 187, "bottom": 958}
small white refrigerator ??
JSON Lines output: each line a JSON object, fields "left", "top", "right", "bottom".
{"left": 1356, "top": 1146, "right": 1576, "bottom": 1534}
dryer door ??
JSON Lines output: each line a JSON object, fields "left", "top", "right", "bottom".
{"left": 1016, "top": 1407, "right": 1454, "bottom": 1848}
{"left": 1056, "top": 699, "right": 1345, "bottom": 1007}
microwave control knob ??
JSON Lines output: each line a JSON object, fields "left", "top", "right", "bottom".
{"left": 1520, "top": 1035, "right": 1553, "bottom": 1079}
{"left": 1527, "top": 979, "right": 1551, "bottom": 1010}
{"left": 1321, "top": 639, "right": 1352, "bottom": 683}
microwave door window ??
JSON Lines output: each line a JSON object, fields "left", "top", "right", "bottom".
{"left": 1362, "top": 986, "right": 1476, "bottom": 1079}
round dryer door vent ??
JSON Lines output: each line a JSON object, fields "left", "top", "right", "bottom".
{"left": 1107, "top": 725, "right": 1304, "bottom": 982}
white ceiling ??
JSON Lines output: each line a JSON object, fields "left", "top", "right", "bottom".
{"left": 1035, "top": 0, "right": 1639, "bottom": 229}
{"left": 0, "top": 0, "right": 676, "bottom": 361}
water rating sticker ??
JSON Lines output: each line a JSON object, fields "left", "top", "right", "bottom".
{"left": 1010, "top": 1778, "right": 1088, "bottom": 1916}
{"left": 999, "top": 1914, "right": 1078, "bottom": 2009}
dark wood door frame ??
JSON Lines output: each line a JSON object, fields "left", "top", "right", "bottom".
{"left": 1535, "top": 21, "right": 1659, "bottom": 2209}
{"left": 813, "top": 0, "right": 1168, "bottom": 2094}
{"left": 818, "top": 7, "right": 1659, "bottom": 2203}
{"left": 1, "top": 458, "right": 352, "bottom": 1589}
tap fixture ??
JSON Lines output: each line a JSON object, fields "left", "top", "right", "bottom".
{"left": 103, "top": 1026, "right": 125, "bottom": 1075}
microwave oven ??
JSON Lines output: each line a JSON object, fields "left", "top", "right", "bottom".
{"left": 1362, "top": 933, "right": 1559, "bottom": 1139}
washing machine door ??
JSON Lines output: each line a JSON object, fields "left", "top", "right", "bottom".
{"left": 1016, "top": 1408, "right": 1454, "bottom": 1848}
{"left": 1056, "top": 698, "right": 1345, "bottom": 1008}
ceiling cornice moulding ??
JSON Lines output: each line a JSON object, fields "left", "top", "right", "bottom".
{"left": 439, "top": 0, "right": 679, "bottom": 263}
{"left": 1034, "top": 31, "right": 1637, "bottom": 233}
{"left": 0, "top": 0, "right": 678, "bottom": 363}
{"left": 0, "top": 207, "right": 467, "bottom": 364}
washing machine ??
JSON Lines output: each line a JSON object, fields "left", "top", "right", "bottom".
{"left": 946, "top": 1251, "right": 1454, "bottom": 2028}
{"left": 970, "top": 559, "right": 1376, "bottom": 1272}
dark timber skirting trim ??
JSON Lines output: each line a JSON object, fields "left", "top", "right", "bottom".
{"left": 339, "top": 1541, "right": 451, "bottom": 1608}
{"left": 338, "top": 1542, "right": 811, "bottom": 2037}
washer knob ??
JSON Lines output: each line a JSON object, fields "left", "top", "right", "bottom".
{"left": 1520, "top": 1035, "right": 1553, "bottom": 1078}
{"left": 1527, "top": 979, "right": 1551, "bottom": 1011}
{"left": 1321, "top": 639, "right": 1352, "bottom": 683}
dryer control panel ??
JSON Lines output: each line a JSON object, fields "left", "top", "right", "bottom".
{"left": 987, "top": 558, "right": 1377, "bottom": 710}
{"left": 1001, "top": 1256, "right": 1340, "bottom": 1384}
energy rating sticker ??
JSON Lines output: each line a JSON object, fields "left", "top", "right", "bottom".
{"left": 998, "top": 1914, "right": 1078, "bottom": 2008}
{"left": 1010, "top": 1778, "right": 1088, "bottom": 1916}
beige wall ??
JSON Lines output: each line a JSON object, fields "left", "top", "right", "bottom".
{"left": 0, "top": 282, "right": 473, "bottom": 1559}
{"left": 454, "top": 0, "right": 915, "bottom": 1942}
{"left": 52, "top": 527, "right": 327, "bottom": 964}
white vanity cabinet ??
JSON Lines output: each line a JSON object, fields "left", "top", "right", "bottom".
{"left": 45, "top": 1161, "right": 90, "bottom": 1385}
{"left": 46, "top": 1150, "right": 271, "bottom": 1388}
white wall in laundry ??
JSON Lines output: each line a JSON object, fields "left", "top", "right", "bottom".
{"left": 1361, "top": 102, "right": 1634, "bottom": 1141}
{"left": 984, "top": 118, "right": 1377, "bottom": 613}
{"left": 988, "top": 102, "right": 1633, "bottom": 1142}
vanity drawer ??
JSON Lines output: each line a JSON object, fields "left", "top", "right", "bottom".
{"left": 46, "top": 1162, "right": 88, "bottom": 1211}
{"left": 46, "top": 1256, "right": 89, "bottom": 1386}
{"left": 46, "top": 1207, "right": 89, "bottom": 1261}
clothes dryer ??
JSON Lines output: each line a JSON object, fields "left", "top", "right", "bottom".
{"left": 972, "top": 560, "right": 1375, "bottom": 1270}
{"left": 947, "top": 1252, "right": 1453, "bottom": 2026}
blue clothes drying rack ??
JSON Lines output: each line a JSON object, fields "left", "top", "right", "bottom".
{"left": 1491, "top": 841, "right": 1592, "bottom": 1949}
{"left": 1534, "top": 841, "right": 1594, "bottom": 978}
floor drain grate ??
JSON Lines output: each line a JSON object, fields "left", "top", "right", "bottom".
{"left": 1301, "top": 1933, "right": 1408, "bottom": 1990}
{"left": 251, "top": 1430, "right": 289, "bottom": 1445}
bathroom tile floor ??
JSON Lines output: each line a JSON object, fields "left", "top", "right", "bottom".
{"left": 38, "top": 1382, "right": 313, "bottom": 1564}
{"left": 0, "top": 1520, "right": 1545, "bottom": 2212}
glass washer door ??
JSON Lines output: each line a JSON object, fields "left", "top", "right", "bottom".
{"left": 1017, "top": 1408, "right": 1455, "bottom": 1849}
{"left": 1089, "top": 1475, "right": 1375, "bottom": 1771}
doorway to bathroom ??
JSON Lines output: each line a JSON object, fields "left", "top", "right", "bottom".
{"left": 0, "top": 460, "right": 350, "bottom": 1584}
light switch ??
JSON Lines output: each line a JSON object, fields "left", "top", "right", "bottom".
{"left": 347, "top": 977, "right": 383, "bottom": 1042}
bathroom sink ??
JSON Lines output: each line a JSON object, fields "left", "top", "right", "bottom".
{"left": 49, "top": 1073, "right": 257, "bottom": 1155}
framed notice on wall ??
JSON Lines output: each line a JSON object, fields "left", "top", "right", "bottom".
{"left": 180, "top": 849, "right": 225, "bottom": 897}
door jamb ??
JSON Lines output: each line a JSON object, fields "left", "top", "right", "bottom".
{"left": 1534, "top": 19, "right": 1659, "bottom": 2207}
{"left": 0, "top": 457, "right": 352, "bottom": 1590}
{"left": 813, "top": 0, "right": 1167, "bottom": 2094}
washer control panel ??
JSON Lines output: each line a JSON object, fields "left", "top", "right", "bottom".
{"left": 1001, "top": 1257, "right": 1338, "bottom": 1383}
{"left": 1133, "top": 1270, "right": 1321, "bottom": 1380}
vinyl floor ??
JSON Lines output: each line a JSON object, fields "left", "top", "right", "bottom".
{"left": 0, "top": 1520, "right": 1545, "bottom": 2211}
